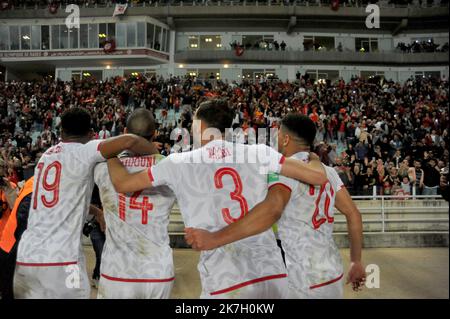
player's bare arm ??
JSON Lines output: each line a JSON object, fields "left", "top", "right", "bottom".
{"left": 280, "top": 152, "right": 327, "bottom": 186}
{"left": 335, "top": 186, "right": 366, "bottom": 291}
{"left": 98, "top": 134, "right": 159, "bottom": 159}
{"left": 89, "top": 204, "right": 106, "bottom": 232}
{"left": 107, "top": 157, "right": 153, "bottom": 194}
{"left": 185, "top": 185, "right": 291, "bottom": 251}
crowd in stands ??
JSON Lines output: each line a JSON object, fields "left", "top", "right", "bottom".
{"left": 0, "top": 73, "right": 448, "bottom": 197}
{"left": 230, "top": 38, "right": 449, "bottom": 54}
{"left": 396, "top": 39, "right": 449, "bottom": 53}
{"left": 2, "top": 0, "right": 448, "bottom": 8}
{"left": 230, "top": 40, "right": 287, "bottom": 51}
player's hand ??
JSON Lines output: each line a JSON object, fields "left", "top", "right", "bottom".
{"left": 90, "top": 205, "right": 106, "bottom": 232}
{"left": 309, "top": 152, "right": 320, "bottom": 162}
{"left": 346, "top": 261, "right": 366, "bottom": 292}
{"left": 184, "top": 227, "right": 217, "bottom": 251}
{"left": 95, "top": 211, "right": 106, "bottom": 232}
{"left": 440, "top": 174, "right": 447, "bottom": 188}
{"left": 153, "top": 142, "right": 163, "bottom": 151}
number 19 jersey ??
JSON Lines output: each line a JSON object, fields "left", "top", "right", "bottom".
{"left": 149, "top": 140, "right": 288, "bottom": 297}
{"left": 17, "top": 140, "right": 105, "bottom": 265}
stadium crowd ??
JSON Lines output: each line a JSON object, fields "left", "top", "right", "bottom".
{"left": 0, "top": 73, "right": 448, "bottom": 198}
{"left": 2, "top": 0, "right": 448, "bottom": 8}
{"left": 396, "top": 39, "right": 449, "bottom": 53}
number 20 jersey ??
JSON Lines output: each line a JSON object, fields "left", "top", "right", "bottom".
{"left": 149, "top": 140, "right": 287, "bottom": 296}
{"left": 17, "top": 140, "right": 105, "bottom": 265}
{"left": 269, "top": 152, "right": 344, "bottom": 292}
{"left": 93, "top": 154, "right": 176, "bottom": 281}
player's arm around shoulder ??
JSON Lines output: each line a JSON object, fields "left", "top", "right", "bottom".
{"left": 280, "top": 152, "right": 327, "bottom": 186}
{"left": 185, "top": 184, "right": 291, "bottom": 251}
{"left": 107, "top": 151, "right": 181, "bottom": 194}
{"left": 98, "top": 134, "right": 159, "bottom": 159}
{"left": 107, "top": 157, "right": 153, "bottom": 194}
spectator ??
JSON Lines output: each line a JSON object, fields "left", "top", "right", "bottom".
{"left": 351, "top": 163, "right": 365, "bottom": 195}
{"left": 334, "top": 157, "right": 353, "bottom": 189}
{"left": 390, "top": 133, "right": 403, "bottom": 156}
{"left": 273, "top": 40, "right": 280, "bottom": 51}
{"left": 397, "top": 159, "right": 411, "bottom": 180}
{"left": 328, "top": 143, "right": 338, "bottom": 165}
{"left": 98, "top": 125, "right": 111, "bottom": 140}
{"left": 440, "top": 168, "right": 449, "bottom": 201}
{"left": 355, "top": 141, "right": 369, "bottom": 161}
{"left": 363, "top": 166, "right": 378, "bottom": 195}
{"left": 422, "top": 158, "right": 441, "bottom": 195}
{"left": 411, "top": 160, "right": 425, "bottom": 195}
{"left": 400, "top": 176, "right": 412, "bottom": 195}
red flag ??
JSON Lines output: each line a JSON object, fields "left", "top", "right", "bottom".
{"left": 0, "top": 0, "right": 11, "bottom": 11}
{"left": 235, "top": 46, "right": 244, "bottom": 57}
{"left": 113, "top": 3, "right": 128, "bottom": 17}
{"left": 331, "top": 0, "right": 339, "bottom": 11}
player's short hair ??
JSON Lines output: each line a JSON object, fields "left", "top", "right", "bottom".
{"left": 126, "top": 108, "right": 156, "bottom": 139}
{"left": 61, "top": 108, "right": 92, "bottom": 137}
{"left": 195, "top": 99, "right": 235, "bottom": 133}
{"left": 281, "top": 113, "right": 316, "bottom": 147}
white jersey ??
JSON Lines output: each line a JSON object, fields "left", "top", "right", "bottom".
{"left": 17, "top": 140, "right": 105, "bottom": 265}
{"left": 149, "top": 140, "right": 287, "bottom": 297}
{"left": 268, "top": 152, "right": 344, "bottom": 292}
{"left": 93, "top": 154, "right": 176, "bottom": 281}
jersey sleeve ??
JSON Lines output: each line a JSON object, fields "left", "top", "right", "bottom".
{"left": 327, "top": 167, "right": 345, "bottom": 192}
{"left": 148, "top": 153, "right": 180, "bottom": 191}
{"left": 78, "top": 140, "right": 106, "bottom": 165}
{"left": 267, "top": 172, "right": 296, "bottom": 194}
{"left": 256, "top": 144, "right": 285, "bottom": 174}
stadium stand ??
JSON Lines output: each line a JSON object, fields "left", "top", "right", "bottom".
{"left": 1, "top": 0, "right": 448, "bottom": 250}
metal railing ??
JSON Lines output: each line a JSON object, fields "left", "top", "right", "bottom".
{"left": 168, "top": 195, "right": 449, "bottom": 234}
{"left": 337, "top": 194, "right": 449, "bottom": 233}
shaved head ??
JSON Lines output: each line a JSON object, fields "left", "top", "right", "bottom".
{"left": 126, "top": 108, "right": 156, "bottom": 140}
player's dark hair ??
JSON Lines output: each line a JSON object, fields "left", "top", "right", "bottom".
{"left": 126, "top": 108, "right": 156, "bottom": 140}
{"left": 281, "top": 113, "right": 316, "bottom": 147}
{"left": 195, "top": 99, "right": 235, "bottom": 133}
{"left": 61, "top": 108, "right": 92, "bottom": 137}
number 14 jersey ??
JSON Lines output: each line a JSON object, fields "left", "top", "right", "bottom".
{"left": 93, "top": 154, "right": 176, "bottom": 281}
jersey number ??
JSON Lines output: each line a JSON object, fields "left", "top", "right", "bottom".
{"left": 310, "top": 182, "right": 335, "bottom": 230}
{"left": 33, "top": 161, "right": 62, "bottom": 209}
{"left": 118, "top": 191, "right": 153, "bottom": 224}
{"left": 214, "top": 168, "right": 249, "bottom": 225}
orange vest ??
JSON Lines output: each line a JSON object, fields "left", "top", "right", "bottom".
{"left": 0, "top": 177, "right": 34, "bottom": 253}
{"left": 0, "top": 182, "right": 17, "bottom": 237}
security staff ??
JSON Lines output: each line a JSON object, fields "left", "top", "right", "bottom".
{"left": 0, "top": 177, "right": 33, "bottom": 299}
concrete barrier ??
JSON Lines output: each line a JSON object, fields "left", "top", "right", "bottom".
{"left": 168, "top": 199, "right": 449, "bottom": 247}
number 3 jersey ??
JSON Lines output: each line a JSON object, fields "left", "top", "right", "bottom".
{"left": 268, "top": 152, "right": 345, "bottom": 292}
{"left": 149, "top": 140, "right": 287, "bottom": 296}
{"left": 17, "top": 140, "right": 105, "bottom": 265}
{"left": 93, "top": 154, "right": 176, "bottom": 281}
